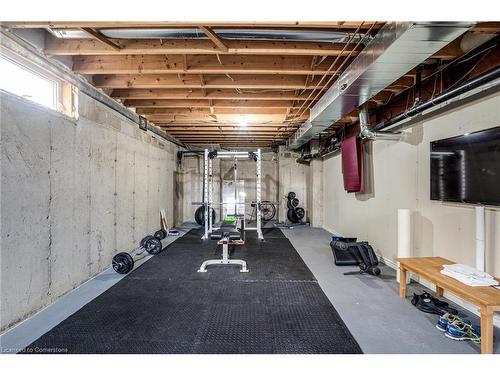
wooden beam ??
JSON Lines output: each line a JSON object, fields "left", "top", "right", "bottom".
{"left": 45, "top": 35, "right": 363, "bottom": 56}
{"left": 111, "top": 88, "right": 314, "bottom": 101}
{"left": 80, "top": 28, "right": 122, "bottom": 51}
{"left": 72, "top": 54, "right": 347, "bottom": 75}
{"left": 137, "top": 107, "right": 296, "bottom": 115}
{"left": 159, "top": 126, "right": 292, "bottom": 131}
{"left": 199, "top": 26, "right": 228, "bottom": 52}
{"left": 166, "top": 130, "right": 294, "bottom": 135}
{"left": 125, "top": 99, "right": 299, "bottom": 108}
{"left": 93, "top": 74, "right": 327, "bottom": 89}
{"left": 170, "top": 135, "right": 294, "bottom": 140}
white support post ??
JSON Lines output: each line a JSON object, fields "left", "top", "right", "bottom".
{"left": 475, "top": 206, "right": 485, "bottom": 272}
{"left": 256, "top": 149, "right": 263, "bottom": 240}
{"left": 202, "top": 149, "right": 209, "bottom": 240}
{"left": 208, "top": 156, "right": 213, "bottom": 234}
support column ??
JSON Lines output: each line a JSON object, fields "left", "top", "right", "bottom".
{"left": 202, "top": 149, "right": 209, "bottom": 240}
{"left": 256, "top": 149, "right": 263, "bottom": 240}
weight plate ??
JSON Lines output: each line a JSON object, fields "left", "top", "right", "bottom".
{"left": 287, "top": 199, "right": 294, "bottom": 210}
{"left": 287, "top": 208, "right": 298, "bottom": 224}
{"left": 287, "top": 192, "right": 296, "bottom": 200}
{"left": 295, "top": 207, "right": 305, "bottom": 220}
{"left": 194, "top": 205, "right": 216, "bottom": 226}
{"left": 145, "top": 237, "right": 162, "bottom": 255}
{"left": 140, "top": 235, "right": 155, "bottom": 248}
{"left": 112, "top": 252, "right": 134, "bottom": 274}
{"left": 291, "top": 198, "right": 299, "bottom": 207}
{"left": 154, "top": 229, "right": 167, "bottom": 240}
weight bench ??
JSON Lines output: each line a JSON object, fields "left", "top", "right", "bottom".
{"left": 197, "top": 219, "right": 249, "bottom": 273}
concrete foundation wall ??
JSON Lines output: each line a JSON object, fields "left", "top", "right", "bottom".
{"left": 321, "top": 91, "right": 500, "bottom": 276}
{"left": 1, "top": 91, "right": 177, "bottom": 332}
{"left": 277, "top": 148, "right": 310, "bottom": 223}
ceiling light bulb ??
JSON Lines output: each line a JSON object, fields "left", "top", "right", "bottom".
{"left": 239, "top": 115, "right": 248, "bottom": 127}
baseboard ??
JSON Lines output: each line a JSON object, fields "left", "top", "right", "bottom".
{"left": 379, "top": 256, "right": 500, "bottom": 329}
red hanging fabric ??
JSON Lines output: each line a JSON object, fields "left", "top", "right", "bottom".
{"left": 341, "top": 135, "right": 365, "bottom": 193}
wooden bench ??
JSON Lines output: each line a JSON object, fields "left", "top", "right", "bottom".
{"left": 398, "top": 257, "right": 500, "bottom": 354}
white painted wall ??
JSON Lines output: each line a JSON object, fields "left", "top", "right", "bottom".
{"left": 0, "top": 91, "right": 177, "bottom": 332}
{"left": 322, "top": 92, "right": 500, "bottom": 277}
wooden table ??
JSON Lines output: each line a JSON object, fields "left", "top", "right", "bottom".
{"left": 398, "top": 257, "right": 500, "bottom": 354}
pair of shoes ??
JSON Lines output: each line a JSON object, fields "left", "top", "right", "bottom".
{"left": 436, "top": 313, "right": 481, "bottom": 343}
{"left": 445, "top": 320, "right": 481, "bottom": 343}
{"left": 435, "top": 313, "right": 466, "bottom": 332}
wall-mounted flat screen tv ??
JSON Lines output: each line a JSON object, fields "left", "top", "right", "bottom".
{"left": 430, "top": 126, "right": 500, "bottom": 206}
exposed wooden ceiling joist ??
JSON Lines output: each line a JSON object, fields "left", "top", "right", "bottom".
{"left": 45, "top": 35, "right": 364, "bottom": 56}
{"left": 136, "top": 107, "right": 304, "bottom": 115}
{"left": 93, "top": 73, "right": 327, "bottom": 89}
{"left": 126, "top": 99, "right": 301, "bottom": 108}
{"left": 111, "top": 89, "right": 314, "bottom": 101}
{"left": 72, "top": 54, "right": 349, "bottom": 75}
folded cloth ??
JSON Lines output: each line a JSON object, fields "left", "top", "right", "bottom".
{"left": 441, "top": 268, "right": 499, "bottom": 287}
{"left": 443, "top": 263, "right": 494, "bottom": 280}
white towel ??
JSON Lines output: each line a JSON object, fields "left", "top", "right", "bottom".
{"left": 442, "top": 263, "right": 494, "bottom": 280}
{"left": 441, "top": 268, "right": 499, "bottom": 287}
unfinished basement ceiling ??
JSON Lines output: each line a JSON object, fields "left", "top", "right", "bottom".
{"left": 3, "top": 21, "right": 500, "bottom": 149}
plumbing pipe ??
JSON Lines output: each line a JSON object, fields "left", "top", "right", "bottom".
{"left": 373, "top": 66, "right": 500, "bottom": 131}
{"left": 359, "top": 105, "right": 402, "bottom": 141}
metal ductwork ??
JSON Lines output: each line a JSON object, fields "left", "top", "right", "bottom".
{"left": 287, "top": 21, "right": 474, "bottom": 149}
{"left": 359, "top": 105, "right": 402, "bottom": 141}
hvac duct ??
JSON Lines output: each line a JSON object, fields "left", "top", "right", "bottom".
{"left": 359, "top": 105, "right": 402, "bottom": 141}
{"left": 287, "top": 21, "right": 474, "bottom": 149}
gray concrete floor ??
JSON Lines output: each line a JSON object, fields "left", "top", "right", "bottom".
{"left": 282, "top": 225, "right": 500, "bottom": 354}
{"left": 1, "top": 223, "right": 498, "bottom": 354}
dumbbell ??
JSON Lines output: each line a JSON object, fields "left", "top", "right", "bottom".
{"left": 112, "top": 234, "right": 163, "bottom": 274}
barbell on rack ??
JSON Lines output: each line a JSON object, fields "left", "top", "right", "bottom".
{"left": 112, "top": 234, "right": 163, "bottom": 274}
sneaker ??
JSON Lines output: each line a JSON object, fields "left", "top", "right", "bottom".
{"left": 445, "top": 320, "right": 481, "bottom": 343}
{"left": 436, "top": 313, "right": 465, "bottom": 332}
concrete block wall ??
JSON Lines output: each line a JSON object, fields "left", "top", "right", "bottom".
{"left": 0, "top": 91, "right": 177, "bottom": 332}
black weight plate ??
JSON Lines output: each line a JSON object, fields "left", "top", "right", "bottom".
{"left": 154, "top": 229, "right": 167, "bottom": 240}
{"left": 295, "top": 207, "right": 305, "bottom": 220}
{"left": 291, "top": 198, "right": 299, "bottom": 207}
{"left": 287, "top": 192, "right": 296, "bottom": 200}
{"left": 287, "top": 199, "right": 294, "bottom": 210}
{"left": 145, "top": 237, "right": 162, "bottom": 255}
{"left": 112, "top": 252, "right": 134, "bottom": 274}
{"left": 287, "top": 208, "right": 298, "bottom": 224}
{"left": 194, "top": 205, "right": 216, "bottom": 226}
{"left": 140, "top": 235, "right": 155, "bottom": 248}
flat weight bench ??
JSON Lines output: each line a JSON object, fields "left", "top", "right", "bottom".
{"left": 197, "top": 219, "right": 249, "bottom": 273}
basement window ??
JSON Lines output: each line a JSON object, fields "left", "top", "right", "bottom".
{"left": 0, "top": 52, "right": 78, "bottom": 118}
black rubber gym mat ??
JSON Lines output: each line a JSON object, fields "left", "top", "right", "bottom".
{"left": 23, "top": 228, "right": 362, "bottom": 354}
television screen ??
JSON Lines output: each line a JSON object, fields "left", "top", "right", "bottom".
{"left": 430, "top": 126, "right": 500, "bottom": 206}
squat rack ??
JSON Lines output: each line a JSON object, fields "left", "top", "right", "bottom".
{"left": 201, "top": 149, "right": 263, "bottom": 241}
